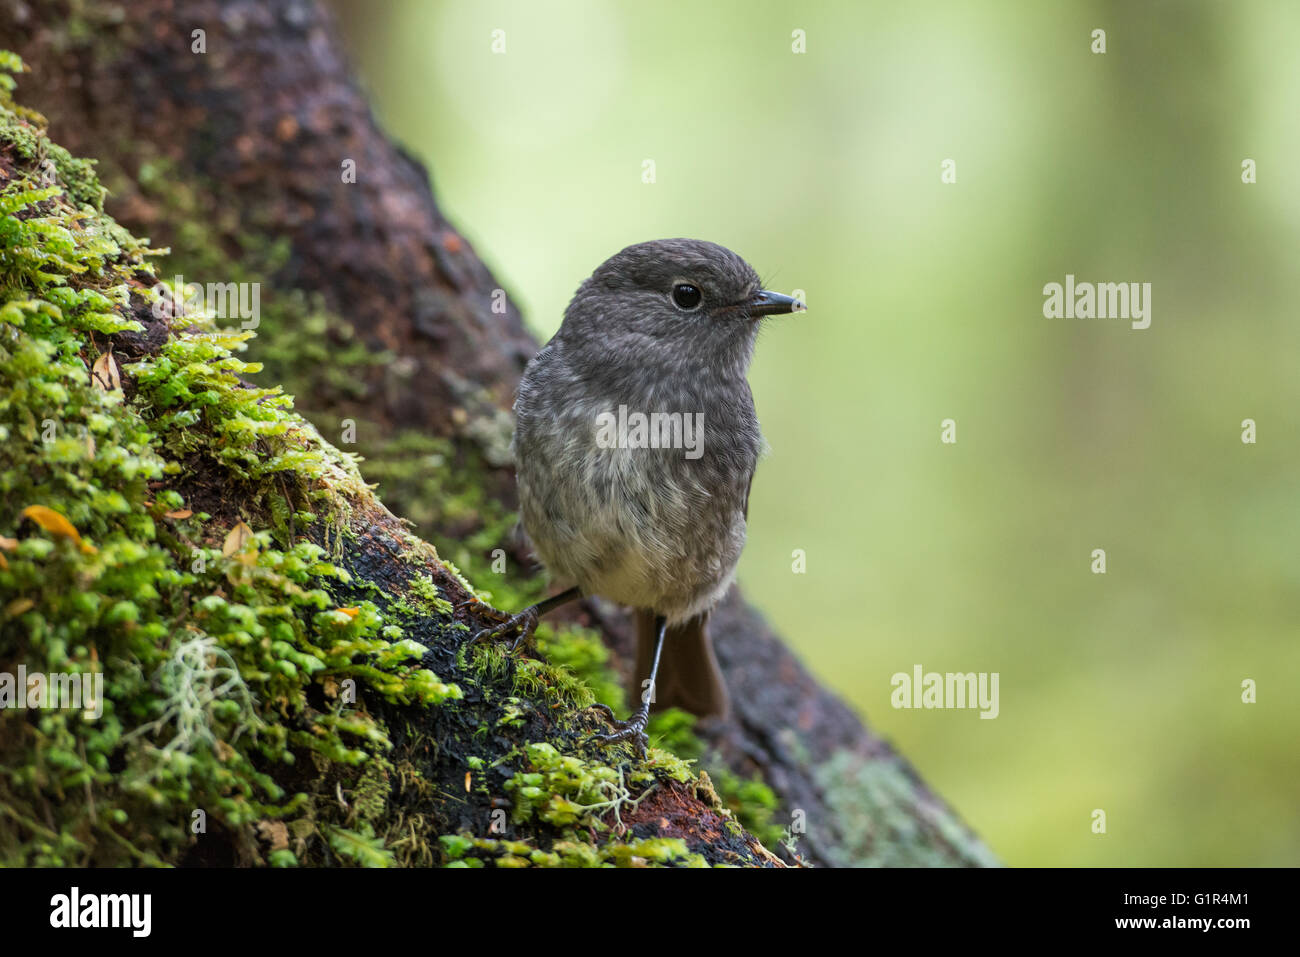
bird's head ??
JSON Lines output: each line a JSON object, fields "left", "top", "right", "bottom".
{"left": 561, "top": 238, "right": 802, "bottom": 375}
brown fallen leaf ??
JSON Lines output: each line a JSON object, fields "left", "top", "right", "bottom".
{"left": 336, "top": 606, "right": 360, "bottom": 618}
{"left": 91, "top": 350, "right": 121, "bottom": 391}
{"left": 21, "top": 505, "right": 97, "bottom": 555}
{"left": 257, "top": 820, "right": 290, "bottom": 852}
{"left": 0, "top": 535, "right": 16, "bottom": 551}
{"left": 164, "top": 509, "right": 193, "bottom": 519}
{"left": 222, "top": 520, "right": 254, "bottom": 557}
{"left": 5, "top": 598, "right": 35, "bottom": 616}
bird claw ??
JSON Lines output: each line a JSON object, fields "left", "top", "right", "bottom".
{"left": 459, "top": 598, "right": 510, "bottom": 623}
{"left": 588, "top": 703, "right": 650, "bottom": 759}
{"left": 466, "top": 603, "right": 540, "bottom": 653}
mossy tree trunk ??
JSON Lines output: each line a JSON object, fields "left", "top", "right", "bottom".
{"left": 0, "top": 0, "right": 996, "bottom": 866}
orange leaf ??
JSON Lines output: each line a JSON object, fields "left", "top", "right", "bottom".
{"left": 165, "top": 509, "right": 193, "bottom": 519}
{"left": 21, "top": 505, "right": 97, "bottom": 555}
{"left": 337, "top": 606, "right": 360, "bottom": 619}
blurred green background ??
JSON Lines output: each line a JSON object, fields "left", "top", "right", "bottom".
{"left": 329, "top": 0, "right": 1300, "bottom": 866}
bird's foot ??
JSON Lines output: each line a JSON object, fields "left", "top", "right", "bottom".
{"left": 588, "top": 703, "right": 650, "bottom": 759}
{"left": 461, "top": 599, "right": 540, "bottom": 653}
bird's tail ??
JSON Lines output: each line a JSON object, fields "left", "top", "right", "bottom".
{"left": 633, "top": 609, "right": 730, "bottom": 720}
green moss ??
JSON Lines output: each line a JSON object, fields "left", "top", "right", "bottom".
{"left": 438, "top": 832, "right": 707, "bottom": 869}
{"left": 405, "top": 574, "right": 453, "bottom": 617}
{"left": 505, "top": 741, "right": 656, "bottom": 830}
{"left": 535, "top": 623, "right": 625, "bottom": 712}
{"left": 323, "top": 823, "right": 394, "bottom": 868}
{"left": 0, "top": 58, "right": 460, "bottom": 866}
{"left": 0, "top": 59, "right": 104, "bottom": 211}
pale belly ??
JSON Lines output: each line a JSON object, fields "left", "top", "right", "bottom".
{"left": 518, "top": 445, "right": 748, "bottom": 623}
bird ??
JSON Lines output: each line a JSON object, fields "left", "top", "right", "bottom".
{"left": 465, "top": 238, "right": 802, "bottom": 755}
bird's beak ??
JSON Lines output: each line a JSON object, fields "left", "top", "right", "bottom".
{"left": 746, "top": 289, "right": 804, "bottom": 317}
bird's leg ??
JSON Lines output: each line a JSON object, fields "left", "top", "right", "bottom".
{"left": 589, "top": 615, "right": 666, "bottom": 758}
{"left": 461, "top": 586, "right": 582, "bottom": 653}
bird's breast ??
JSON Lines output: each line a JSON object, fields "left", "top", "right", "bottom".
{"left": 514, "top": 380, "right": 757, "bottom": 618}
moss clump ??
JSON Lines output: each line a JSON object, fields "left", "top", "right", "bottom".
{"left": 440, "top": 833, "right": 708, "bottom": 869}
{"left": 535, "top": 623, "right": 625, "bottom": 711}
{"left": 0, "top": 52, "right": 105, "bottom": 212}
{"left": 504, "top": 740, "right": 685, "bottom": 830}
{"left": 0, "top": 54, "right": 461, "bottom": 866}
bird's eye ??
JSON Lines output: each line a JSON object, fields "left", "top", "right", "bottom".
{"left": 671, "top": 283, "right": 702, "bottom": 310}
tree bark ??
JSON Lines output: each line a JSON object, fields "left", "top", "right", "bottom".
{"left": 0, "top": 0, "right": 996, "bottom": 866}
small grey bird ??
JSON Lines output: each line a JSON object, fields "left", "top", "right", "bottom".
{"left": 467, "top": 238, "right": 801, "bottom": 754}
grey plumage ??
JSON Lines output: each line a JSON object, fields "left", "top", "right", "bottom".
{"left": 512, "top": 238, "right": 796, "bottom": 719}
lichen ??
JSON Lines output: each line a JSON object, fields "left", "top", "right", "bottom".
{"left": 815, "top": 750, "right": 1001, "bottom": 868}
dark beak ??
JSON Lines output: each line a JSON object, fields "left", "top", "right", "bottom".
{"left": 746, "top": 289, "right": 804, "bottom": 317}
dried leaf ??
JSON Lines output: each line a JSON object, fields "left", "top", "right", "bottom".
{"left": 91, "top": 350, "right": 121, "bottom": 391}
{"left": 21, "top": 505, "right": 97, "bottom": 554}
{"left": 257, "top": 820, "right": 290, "bottom": 852}
{"left": 0, "top": 535, "right": 17, "bottom": 551}
{"left": 5, "top": 598, "right": 35, "bottom": 617}
{"left": 337, "top": 606, "right": 360, "bottom": 619}
{"left": 164, "top": 509, "right": 193, "bottom": 519}
{"left": 222, "top": 520, "right": 254, "bottom": 557}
